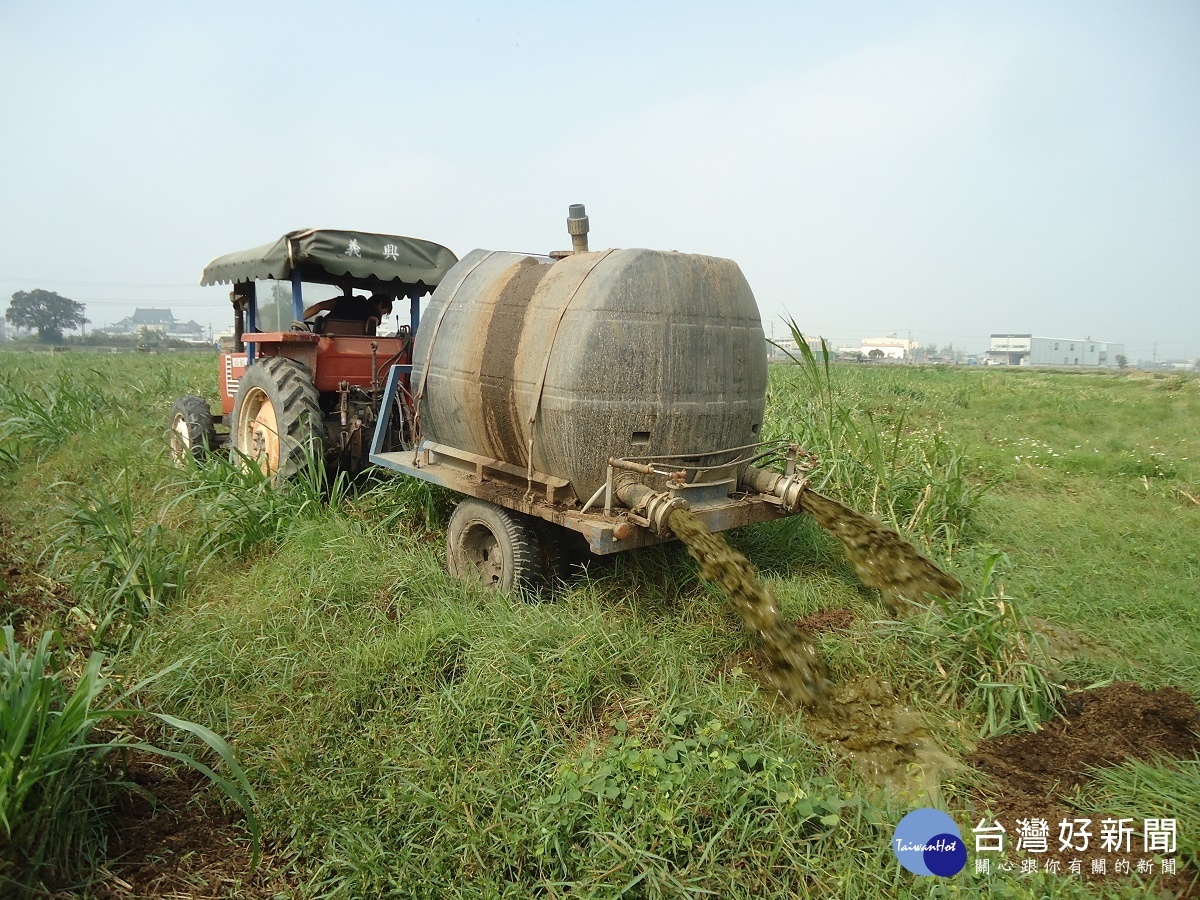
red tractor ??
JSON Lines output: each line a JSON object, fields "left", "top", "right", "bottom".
{"left": 169, "top": 229, "right": 458, "bottom": 477}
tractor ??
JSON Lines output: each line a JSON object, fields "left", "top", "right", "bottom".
{"left": 169, "top": 229, "right": 458, "bottom": 477}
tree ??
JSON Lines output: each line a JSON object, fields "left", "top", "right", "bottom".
{"left": 1115, "top": 354, "right": 1128, "bottom": 370}
{"left": 6, "top": 289, "right": 88, "bottom": 343}
{"left": 257, "top": 282, "right": 293, "bottom": 331}
{"left": 868, "top": 348, "right": 885, "bottom": 360}
{"left": 137, "top": 325, "right": 166, "bottom": 349}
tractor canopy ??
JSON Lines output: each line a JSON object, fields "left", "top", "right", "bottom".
{"left": 200, "top": 229, "right": 458, "bottom": 296}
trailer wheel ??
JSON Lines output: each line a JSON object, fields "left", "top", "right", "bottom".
{"left": 231, "top": 357, "right": 326, "bottom": 480}
{"left": 447, "top": 499, "right": 544, "bottom": 595}
{"left": 168, "top": 395, "right": 218, "bottom": 466}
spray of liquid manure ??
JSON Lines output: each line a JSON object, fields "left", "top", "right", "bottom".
{"left": 667, "top": 488, "right": 965, "bottom": 799}
{"left": 800, "top": 489, "right": 964, "bottom": 612}
{"left": 667, "top": 507, "right": 832, "bottom": 707}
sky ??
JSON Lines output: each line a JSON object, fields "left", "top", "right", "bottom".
{"left": 1, "top": 1, "right": 1197, "bottom": 361}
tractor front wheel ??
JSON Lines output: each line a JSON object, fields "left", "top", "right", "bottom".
{"left": 447, "top": 499, "right": 544, "bottom": 595}
{"left": 231, "top": 357, "right": 326, "bottom": 480}
{"left": 168, "top": 395, "right": 217, "bottom": 466}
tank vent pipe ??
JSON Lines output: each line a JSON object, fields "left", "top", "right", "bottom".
{"left": 567, "top": 203, "right": 590, "bottom": 254}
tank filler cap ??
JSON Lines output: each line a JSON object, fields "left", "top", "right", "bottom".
{"left": 567, "top": 203, "right": 590, "bottom": 253}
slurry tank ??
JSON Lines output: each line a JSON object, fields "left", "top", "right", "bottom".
{"left": 410, "top": 244, "right": 768, "bottom": 502}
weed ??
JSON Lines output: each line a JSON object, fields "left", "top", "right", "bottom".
{"left": 882, "top": 554, "right": 1064, "bottom": 736}
{"left": 0, "top": 446, "right": 16, "bottom": 481}
{"left": 355, "top": 472, "right": 455, "bottom": 531}
{"left": 166, "top": 443, "right": 351, "bottom": 560}
{"left": 0, "top": 370, "right": 115, "bottom": 458}
{"left": 0, "top": 626, "right": 257, "bottom": 891}
{"left": 535, "top": 713, "right": 857, "bottom": 868}
{"left": 769, "top": 320, "right": 991, "bottom": 552}
{"left": 49, "top": 475, "right": 190, "bottom": 648}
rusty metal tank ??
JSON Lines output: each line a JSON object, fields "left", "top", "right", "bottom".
{"left": 410, "top": 246, "right": 768, "bottom": 501}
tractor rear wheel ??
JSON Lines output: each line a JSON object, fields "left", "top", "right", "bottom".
{"left": 168, "top": 395, "right": 217, "bottom": 466}
{"left": 447, "top": 498, "right": 544, "bottom": 595}
{"left": 231, "top": 357, "right": 326, "bottom": 480}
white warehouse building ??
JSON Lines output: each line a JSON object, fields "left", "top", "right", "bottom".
{"left": 987, "top": 334, "right": 1124, "bottom": 367}
{"left": 861, "top": 336, "right": 916, "bottom": 360}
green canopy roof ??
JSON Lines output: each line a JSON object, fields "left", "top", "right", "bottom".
{"left": 200, "top": 229, "right": 458, "bottom": 295}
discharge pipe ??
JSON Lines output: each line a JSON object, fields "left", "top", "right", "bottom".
{"left": 613, "top": 476, "right": 686, "bottom": 535}
{"left": 740, "top": 464, "right": 807, "bottom": 513}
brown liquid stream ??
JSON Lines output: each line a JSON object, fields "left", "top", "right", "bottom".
{"left": 668, "top": 507, "right": 832, "bottom": 708}
{"left": 668, "top": 490, "right": 965, "bottom": 798}
{"left": 800, "top": 489, "right": 964, "bottom": 612}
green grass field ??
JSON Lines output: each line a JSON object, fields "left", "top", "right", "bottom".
{"left": 1, "top": 349, "right": 1197, "bottom": 897}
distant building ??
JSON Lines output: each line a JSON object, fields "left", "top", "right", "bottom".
{"left": 861, "top": 336, "right": 916, "bottom": 360}
{"left": 986, "top": 334, "right": 1124, "bottom": 367}
{"left": 767, "top": 334, "right": 828, "bottom": 361}
{"left": 104, "top": 308, "right": 205, "bottom": 341}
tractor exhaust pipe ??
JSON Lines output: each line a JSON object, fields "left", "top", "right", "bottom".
{"left": 567, "top": 203, "right": 590, "bottom": 254}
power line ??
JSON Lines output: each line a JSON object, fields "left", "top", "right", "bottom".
{"left": 42, "top": 298, "right": 214, "bottom": 306}
{"left": 0, "top": 274, "right": 197, "bottom": 288}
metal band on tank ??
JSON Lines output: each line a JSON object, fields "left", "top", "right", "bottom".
{"left": 523, "top": 249, "right": 616, "bottom": 499}
{"left": 410, "top": 251, "right": 496, "bottom": 463}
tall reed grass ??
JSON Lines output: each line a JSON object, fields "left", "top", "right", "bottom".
{"left": 45, "top": 439, "right": 356, "bottom": 651}
{"left": 167, "top": 444, "right": 353, "bottom": 558}
{"left": 770, "top": 320, "right": 992, "bottom": 551}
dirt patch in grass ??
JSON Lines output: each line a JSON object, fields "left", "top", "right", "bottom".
{"left": 0, "top": 521, "right": 73, "bottom": 645}
{"left": 571, "top": 692, "right": 659, "bottom": 752}
{"left": 793, "top": 607, "right": 857, "bottom": 635}
{"left": 712, "top": 647, "right": 765, "bottom": 683}
{"left": 94, "top": 756, "right": 291, "bottom": 899}
{"left": 970, "top": 682, "right": 1200, "bottom": 894}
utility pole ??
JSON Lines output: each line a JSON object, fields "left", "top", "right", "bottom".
{"left": 1152, "top": 342, "right": 1157, "bottom": 368}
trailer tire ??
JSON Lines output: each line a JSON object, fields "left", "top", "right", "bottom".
{"left": 168, "top": 395, "right": 218, "bottom": 466}
{"left": 231, "top": 357, "right": 326, "bottom": 480}
{"left": 447, "top": 499, "right": 544, "bottom": 595}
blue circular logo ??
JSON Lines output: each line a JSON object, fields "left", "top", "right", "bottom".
{"left": 892, "top": 809, "right": 966, "bottom": 877}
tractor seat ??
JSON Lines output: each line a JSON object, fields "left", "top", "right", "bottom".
{"left": 316, "top": 318, "right": 370, "bottom": 336}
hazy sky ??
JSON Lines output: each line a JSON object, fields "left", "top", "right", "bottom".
{"left": 2, "top": 1, "right": 1197, "bottom": 359}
